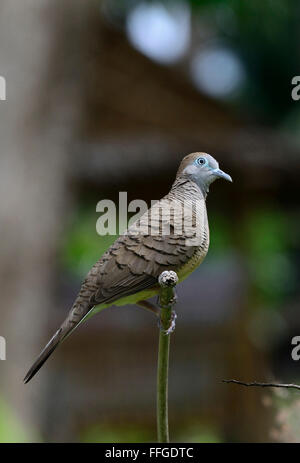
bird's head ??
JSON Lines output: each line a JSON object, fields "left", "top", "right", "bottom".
{"left": 176, "top": 152, "right": 232, "bottom": 195}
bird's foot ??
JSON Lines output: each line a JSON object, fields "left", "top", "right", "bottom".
{"left": 169, "top": 291, "right": 178, "bottom": 306}
{"left": 156, "top": 290, "right": 177, "bottom": 308}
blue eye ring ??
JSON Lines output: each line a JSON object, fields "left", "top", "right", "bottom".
{"left": 195, "top": 157, "right": 208, "bottom": 167}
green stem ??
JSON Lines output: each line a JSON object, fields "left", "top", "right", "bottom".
{"left": 157, "top": 316, "right": 171, "bottom": 442}
{"left": 157, "top": 272, "right": 177, "bottom": 443}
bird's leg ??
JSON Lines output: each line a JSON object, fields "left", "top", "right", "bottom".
{"left": 136, "top": 300, "right": 161, "bottom": 317}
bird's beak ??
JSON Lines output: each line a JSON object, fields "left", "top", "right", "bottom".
{"left": 212, "top": 168, "right": 233, "bottom": 182}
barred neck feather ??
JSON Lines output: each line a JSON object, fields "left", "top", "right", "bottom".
{"left": 169, "top": 176, "right": 206, "bottom": 201}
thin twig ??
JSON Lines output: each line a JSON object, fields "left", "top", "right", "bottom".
{"left": 222, "top": 379, "right": 300, "bottom": 391}
{"left": 157, "top": 270, "right": 178, "bottom": 443}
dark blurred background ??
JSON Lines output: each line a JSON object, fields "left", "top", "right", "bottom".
{"left": 0, "top": 0, "right": 300, "bottom": 443}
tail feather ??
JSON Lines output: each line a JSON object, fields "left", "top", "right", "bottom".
{"left": 23, "top": 329, "right": 63, "bottom": 384}
{"left": 24, "top": 303, "right": 95, "bottom": 384}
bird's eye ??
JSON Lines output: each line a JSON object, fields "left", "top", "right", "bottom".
{"left": 196, "top": 157, "right": 207, "bottom": 167}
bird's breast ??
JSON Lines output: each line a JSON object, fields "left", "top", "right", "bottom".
{"left": 177, "top": 241, "right": 209, "bottom": 282}
{"left": 177, "top": 220, "right": 210, "bottom": 282}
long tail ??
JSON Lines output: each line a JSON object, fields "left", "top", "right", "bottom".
{"left": 23, "top": 300, "right": 94, "bottom": 384}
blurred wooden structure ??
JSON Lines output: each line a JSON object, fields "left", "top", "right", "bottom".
{"left": 0, "top": 0, "right": 299, "bottom": 443}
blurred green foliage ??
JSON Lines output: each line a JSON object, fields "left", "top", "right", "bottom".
{"left": 0, "top": 397, "right": 37, "bottom": 443}
{"left": 81, "top": 422, "right": 221, "bottom": 443}
{"left": 188, "top": 0, "right": 300, "bottom": 123}
{"left": 208, "top": 213, "right": 232, "bottom": 257}
{"left": 61, "top": 205, "right": 118, "bottom": 278}
{"left": 175, "top": 422, "right": 222, "bottom": 443}
{"left": 81, "top": 424, "right": 153, "bottom": 443}
{"left": 244, "top": 208, "right": 296, "bottom": 305}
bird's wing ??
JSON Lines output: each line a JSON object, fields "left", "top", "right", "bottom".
{"left": 91, "top": 235, "right": 193, "bottom": 305}
{"left": 91, "top": 196, "right": 199, "bottom": 304}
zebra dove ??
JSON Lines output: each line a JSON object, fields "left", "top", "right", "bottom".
{"left": 24, "top": 152, "right": 232, "bottom": 383}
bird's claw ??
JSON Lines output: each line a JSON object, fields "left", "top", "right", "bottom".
{"left": 157, "top": 292, "right": 177, "bottom": 307}
{"left": 169, "top": 293, "right": 178, "bottom": 306}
